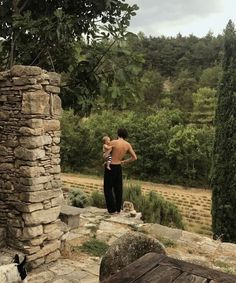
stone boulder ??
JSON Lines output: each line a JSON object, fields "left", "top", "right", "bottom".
{"left": 123, "top": 201, "right": 135, "bottom": 212}
{"left": 99, "top": 231, "right": 166, "bottom": 282}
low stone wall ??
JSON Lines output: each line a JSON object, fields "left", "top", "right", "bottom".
{"left": 0, "top": 65, "right": 64, "bottom": 268}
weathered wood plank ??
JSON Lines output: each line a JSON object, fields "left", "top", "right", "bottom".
{"left": 101, "top": 253, "right": 236, "bottom": 283}
{"left": 173, "top": 272, "right": 208, "bottom": 283}
{"left": 133, "top": 265, "right": 181, "bottom": 283}
{"left": 159, "top": 256, "right": 236, "bottom": 282}
{"left": 101, "top": 253, "right": 166, "bottom": 283}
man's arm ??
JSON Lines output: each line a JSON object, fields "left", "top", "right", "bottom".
{"left": 121, "top": 144, "right": 137, "bottom": 165}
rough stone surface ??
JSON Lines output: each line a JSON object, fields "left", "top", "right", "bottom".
{"left": 23, "top": 206, "right": 61, "bottom": 225}
{"left": 59, "top": 205, "right": 81, "bottom": 229}
{"left": 99, "top": 231, "right": 166, "bottom": 281}
{"left": 11, "top": 65, "right": 42, "bottom": 76}
{"left": 1, "top": 206, "right": 236, "bottom": 282}
{"left": 0, "top": 65, "right": 63, "bottom": 268}
{"left": 22, "top": 90, "right": 50, "bottom": 115}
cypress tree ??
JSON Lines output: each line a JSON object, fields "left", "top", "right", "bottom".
{"left": 211, "top": 20, "right": 236, "bottom": 243}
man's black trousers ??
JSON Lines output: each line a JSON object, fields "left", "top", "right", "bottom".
{"left": 103, "top": 164, "right": 123, "bottom": 213}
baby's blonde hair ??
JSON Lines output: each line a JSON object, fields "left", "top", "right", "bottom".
{"left": 102, "top": 136, "right": 110, "bottom": 144}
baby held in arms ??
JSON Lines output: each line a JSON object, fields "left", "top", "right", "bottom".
{"left": 102, "top": 136, "right": 112, "bottom": 170}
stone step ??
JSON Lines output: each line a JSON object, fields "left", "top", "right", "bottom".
{"left": 59, "top": 205, "right": 81, "bottom": 230}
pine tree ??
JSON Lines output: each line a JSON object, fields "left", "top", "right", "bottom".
{"left": 211, "top": 20, "right": 236, "bottom": 243}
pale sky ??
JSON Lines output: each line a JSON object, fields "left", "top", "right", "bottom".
{"left": 126, "top": 0, "right": 236, "bottom": 37}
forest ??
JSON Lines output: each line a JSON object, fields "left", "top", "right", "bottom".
{"left": 60, "top": 32, "right": 223, "bottom": 187}
{"left": 0, "top": 1, "right": 224, "bottom": 187}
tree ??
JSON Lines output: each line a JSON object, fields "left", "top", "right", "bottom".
{"left": 61, "top": 33, "right": 145, "bottom": 114}
{"left": 0, "top": 0, "right": 138, "bottom": 70}
{"left": 191, "top": 87, "right": 217, "bottom": 124}
{"left": 199, "top": 66, "right": 222, "bottom": 89}
{"left": 138, "top": 70, "right": 164, "bottom": 109}
{"left": 211, "top": 20, "right": 236, "bottom": 243}
{"left": 172, "top": 70, "right": 198, "bottom": 112}
{"left": 0, "top": 0, "right": 138, "bottom": 115}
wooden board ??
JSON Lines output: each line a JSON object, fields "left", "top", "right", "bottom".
{"left": 160, "top": 256, "right": 236, "bottom": 283}
{"left": 173, "top": 272, "right": 208, "bottom": 283}
{"left": 101, "top": 253, "right": 236, "bottom": 283}
{"left": 133, "top": 265, "right": 181, "bottom": 283}
{"left": 102, "top": 253, "right": 165, "bottom": 283}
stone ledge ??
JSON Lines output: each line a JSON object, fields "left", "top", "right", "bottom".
{"left": 59, "top": 205, "right": 81, "bottom": 230}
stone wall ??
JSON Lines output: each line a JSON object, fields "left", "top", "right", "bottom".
{"left": 0, "top": 65, "right": 64, "bottom": 267}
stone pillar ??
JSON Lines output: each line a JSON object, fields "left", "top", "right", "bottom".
{"left": 0, "top": 65, "right": 63, "bottom": 267}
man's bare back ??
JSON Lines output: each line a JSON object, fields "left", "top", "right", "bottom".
{"left": 110, "top": 138, "right": 137, "bottom": 165}
{"left": 103, "top": 128, "right": 137, "bottom": 214}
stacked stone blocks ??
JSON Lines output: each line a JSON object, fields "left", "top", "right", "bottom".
{"left": 0, "top": 65, "right": 63, "bottom": 267}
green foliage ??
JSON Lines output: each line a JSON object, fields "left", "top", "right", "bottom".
{"left": 199, "top": 66, "right": 222, "bottom": 89}
{"left": 61, "top": 108, "right": 214, "bottom": 186}
{"left": 137, "top": 70, "right": 164, "bottom": 110}
{"left": 168, "top": 125, "right": 214, "bottom": 183}
{"left": 60, "top": 110, "right": 91, "bottom": 171}
{"left": 78, "top": 239, "right": 109, "bottom": 257}
{"left": 191, "top": 87, "right": 217, "bottom": 124}
{"left": 156, "top": 237, "right": 177, "bottom": 248}
{"left": 136, "top": 32, "right": 223, "bottom": 78}
{"left": 0, "top": 0, "right": 139, "bottom": 116}
{"left": 211, "top": 20, "right": 236, "bottom": 243}
{"left": 172, "top": 70, "right": 198, "bottom": 112}
{"left": 123, "top": 184, "right": 184, "bottom": 229}
{"left": 90, "top": 191, "right": 106, "bottom": 208}
{"left": 70, "top": 189, "right": 91, "bottom": 208}
{"left": 61, "top": 34, "right": 144, "bottom": 115}
{"left": 0, "top": 0, "right": 138, "bottom": 70}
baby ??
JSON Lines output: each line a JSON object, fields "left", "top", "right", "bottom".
{"left": 102, "top": 136, "right": 112, "bottom": 170}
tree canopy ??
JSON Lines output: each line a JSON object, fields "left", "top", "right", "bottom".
{"left": 0, "top": 0, "right": 138, "bottom": 70}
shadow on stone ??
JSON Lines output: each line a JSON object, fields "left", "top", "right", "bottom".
{"left": 99, "top": 231, "right": 166, "bottom": 282}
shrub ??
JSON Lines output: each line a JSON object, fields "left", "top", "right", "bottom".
{"left": 69, "top": 189, "right": 91, "bottom": 208}
{"left": 123, "top": 184, "right": 184, "bottom": 229}
{"left": 90, "top": 191, "right": 106, "bottom": 208}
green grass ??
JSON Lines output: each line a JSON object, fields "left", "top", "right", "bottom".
{"left": 214, "top": 260, "right": 236, "bottom": 275}
{"left": 157, "top": 237, "right": 177, "bottom": 248}
{"left": 78, "top": 239, "right": 109, "bottom": 257}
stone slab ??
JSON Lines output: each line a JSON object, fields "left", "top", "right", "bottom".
{"left": 59, "top": 205, "right": 81, "bottom": 229}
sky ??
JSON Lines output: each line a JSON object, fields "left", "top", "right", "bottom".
{"left": 126, "top": 0, "right": 236, "bottom": 37}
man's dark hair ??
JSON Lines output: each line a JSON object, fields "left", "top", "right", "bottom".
{"left": 117, "top": 128, "right": 128, "bottom": 139}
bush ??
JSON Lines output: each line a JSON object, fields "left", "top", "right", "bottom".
{"left": 123, "top": 184, "right": 184, "bottom": 229}
{"left": 69, "top": 189, "right": 91, "bottom": 208}
{"left": 90, "top": 191, "right": 106, "bottom": 208}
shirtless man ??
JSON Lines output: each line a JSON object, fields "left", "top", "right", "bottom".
{"left": 103, "top": 128, "right": 137, "bottom": 214}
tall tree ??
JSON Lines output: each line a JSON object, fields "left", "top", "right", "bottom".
{"left": 211, "top": 20, "right": 236, "bottom": 243}
{"left": 0, "top": 0, "right": 138, "bottom": 115}
{"left": 0, "top": 0, "right": 138, "bottom": 71}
